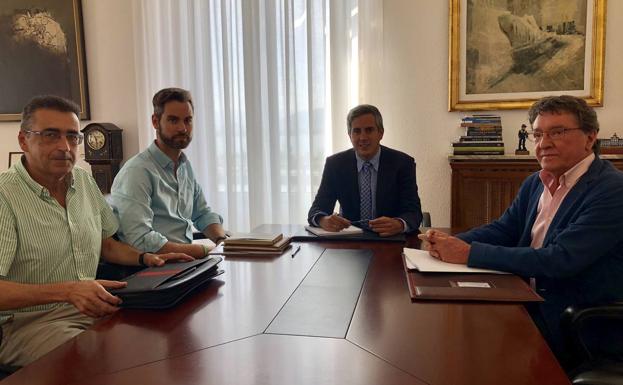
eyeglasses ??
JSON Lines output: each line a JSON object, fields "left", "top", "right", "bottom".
{"left": 528, "top": 127, "right": 582, "bottom": 142}
{"left": 24, "top": 130, "right": 84, "bottom": 146}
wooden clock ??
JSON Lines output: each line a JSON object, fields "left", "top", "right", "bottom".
{"left": 81, "top": 123, "right": 123, "bottom": 194}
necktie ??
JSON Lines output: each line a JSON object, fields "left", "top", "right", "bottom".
{"left": 360, "top": 161, "right": 373, "bottom": 220}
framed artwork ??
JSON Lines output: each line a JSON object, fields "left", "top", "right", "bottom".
{"left": 0, "top": 0, "right": 89, "bottom": 121}
{"left": 8, "top": 152, "right": 23, "bottom": 168}
{"left": 449, "top": 0, "right": 606, "bottom": 111}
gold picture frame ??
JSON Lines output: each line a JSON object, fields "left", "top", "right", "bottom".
{"left": 0, "top": 0, "right": 90, "bottom": 121}
{"left": 449, "top": 0, "right": 606, "bottom": 111}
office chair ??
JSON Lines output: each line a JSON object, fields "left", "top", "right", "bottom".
{"left": 561, "top": 303, "right": 623, "bottom": 385}
{"left": 421, "top": 212, "right": 432, "bottom": 227}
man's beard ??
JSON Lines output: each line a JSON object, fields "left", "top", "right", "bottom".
{"left": 157, "top": 125, "right": 192, "bottom": 149}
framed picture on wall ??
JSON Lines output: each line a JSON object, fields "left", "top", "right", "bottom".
{"left": 8, "top": 152, "right": 23, "bottom": 168}
{"left": 448, "top": 0, "right": 606, "bottom": 111}
{"left": 0, "top": 0, "right": 90, "bottom": 121}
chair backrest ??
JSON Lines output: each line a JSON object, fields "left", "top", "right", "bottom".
{"left": 0, "top": 364, "right": 20, "bottom": 380}
{"left": 422, "top": 212, "right": 432, "bottom": 227}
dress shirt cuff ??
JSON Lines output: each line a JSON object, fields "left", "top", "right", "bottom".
{"left": 397, "top": 218, "right": 409, "bottom": 233}
{"left": 311, "top": 212, "right": 329, "bottom": 227}
{"left": 195, "top": 213, "right": 224, "bottom": 235}
{"left": 138, "top": 232, "right": 169, "bottom": 253}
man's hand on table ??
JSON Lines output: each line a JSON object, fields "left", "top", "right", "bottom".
{"left": 418, "top": 229, "right": 470, "bottom": 264}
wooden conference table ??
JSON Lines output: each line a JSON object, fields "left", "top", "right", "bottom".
{"left": 3, "top": 225, "right": 569, "bottom": 385}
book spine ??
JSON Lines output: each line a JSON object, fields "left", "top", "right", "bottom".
{"left": 462, "top": 123, "right": 502, "bottom": 126}
{"left": 459, "top": 136, "right": 503, "bottom": 141}
{"left": 465, "top": 128, "right": 502, "bottom": 136}
{"left": 452, "top": 151, "right": 505, "bottom": 155}
{"left": 453, "top": 146, "right": 505, "bottom": 151}
{"left": 453, "top": 142, "right": 504, "bottom": 147}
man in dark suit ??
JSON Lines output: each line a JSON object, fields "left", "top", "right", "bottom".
{"left": 308, "top": 104, "right": 422, "bottom": 236}
{"left": 420, "top": 95, "right": 623, "bottom": 366}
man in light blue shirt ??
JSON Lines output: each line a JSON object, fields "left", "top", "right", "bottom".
{"left": 111, "top": 88, "right": 226, "bottom": 258}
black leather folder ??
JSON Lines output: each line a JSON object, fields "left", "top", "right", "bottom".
{"left": 109, "top": 257, "right": 224, "bottom": 309}
{"left": 293, "top": 228, "right": 406, "bottom": 242}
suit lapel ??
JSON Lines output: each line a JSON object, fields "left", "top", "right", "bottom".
{"left": 519, "top": 181, "right": 543, "bottom": 246}
{"left": 376, "top": 147, "right": 389, "bottom": 215}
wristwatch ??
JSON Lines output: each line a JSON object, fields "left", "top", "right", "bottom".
{"left": 138, "top": 252, "right": 148, "bottom": 266}
{"left": 214, "top": 236, "right": 227, "bottom": 245}
{"left": 202, "top": 244, "right": 211, "bottom": 257}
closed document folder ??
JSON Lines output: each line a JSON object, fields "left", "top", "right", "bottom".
{"left": 402, "top": 252, "right": 543, "bottom": 302}
{"left": 109, "top": 258, "right": 224, "bottom": 309}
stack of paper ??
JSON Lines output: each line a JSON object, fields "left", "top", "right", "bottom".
{"left": 305, "top": 225, "right": 363, "bottom": 237}
{"left": 403, "top": 247, "right": 508, "bottom": 274}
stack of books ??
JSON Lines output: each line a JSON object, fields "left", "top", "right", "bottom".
{"left": 214, "top": 233, "right": 292, "bottom": 256}
{"left": 453, "top": 114, "right": 504, "bottom": 155}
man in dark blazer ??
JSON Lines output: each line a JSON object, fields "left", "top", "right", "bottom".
{"left": 308, "top": 104, "right": 422, "bottom": 236}
{"left": 420, "top": 95, "right": 623, "bottom": 366}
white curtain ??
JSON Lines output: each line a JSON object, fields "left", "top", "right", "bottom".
{"left": 132, "top": 0, "right": 380, "bottom": 232}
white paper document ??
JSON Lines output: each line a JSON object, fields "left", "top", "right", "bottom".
{"left": 193, "top": 238, "right": 216, "bottom": 246}
{"left": 456, "top": 281, "right": 492, "bottom": 288}
{"left": 305, "top": 225, "right": 363, "bottom": 237}
{"left": 403, "top": 247, "right": 508, "bottom": 274}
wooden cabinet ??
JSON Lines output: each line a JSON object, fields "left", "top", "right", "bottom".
{"left": 449, "top": 155, "right": 623, "bottom": 230}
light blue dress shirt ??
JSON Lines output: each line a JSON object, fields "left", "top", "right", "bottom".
{"left": 111, "top": 142, "right": 223, "bottom": 252}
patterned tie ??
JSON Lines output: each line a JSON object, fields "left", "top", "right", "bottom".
{"left": 360, "top": 161, "right": 373, "bottom": 220}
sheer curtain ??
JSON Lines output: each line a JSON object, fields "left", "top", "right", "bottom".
{"left": 132, "top": 0, "right": 378, "bottom": 232}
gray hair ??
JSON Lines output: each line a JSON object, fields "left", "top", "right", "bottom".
{"left": 21, "top": 95, "right": 80, "bottom": 131}
{"left": 347, "top": 104, "right": 384, "bottom": 135}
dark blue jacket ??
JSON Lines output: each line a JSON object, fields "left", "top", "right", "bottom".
{"left": 458, "top": 157, "right": 623, "bottom": 347}
{"left": 307, "top": 146, "right": 423, "bottom": 231}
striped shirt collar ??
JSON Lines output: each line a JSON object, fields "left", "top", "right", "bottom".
{"left": 538, "top": 152, "right": 595, "bottom": 191}
{"left": 14, "top": 156, "right": 76, "bottom": 198}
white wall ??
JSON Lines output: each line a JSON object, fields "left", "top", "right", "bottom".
{"left": 1, "top": 1, "right": 621, "bottom": 227}
{"left": 373, "top": 0, "right": 623, "bottom": 227}
{"left": 0, "top": 0, "right": 139, "bottom": 172}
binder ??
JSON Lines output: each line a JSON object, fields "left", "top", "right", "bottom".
{"left": 402, "top": 254, "right": 543, "bottom": 302}
{"left": 109, "top": 257, "right": 224, "bottom": 309}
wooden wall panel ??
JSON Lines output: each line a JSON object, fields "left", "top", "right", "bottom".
{"left": 450, "top": 156, "right": 623, "bottom": 230}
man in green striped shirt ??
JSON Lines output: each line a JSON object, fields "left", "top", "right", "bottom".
{"left": 0, "top": 96, "right": 193, "bottom": 369}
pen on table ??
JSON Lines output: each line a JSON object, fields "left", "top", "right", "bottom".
{"left": 291, "top": 245, "right": 301, "bottom": 258}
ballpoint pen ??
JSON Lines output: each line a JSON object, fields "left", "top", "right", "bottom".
{"left": 291, "top": 245, "right": 301, "bottom": 258}
{"left": 351, "top": 219, "right": 370, "bottom": 230}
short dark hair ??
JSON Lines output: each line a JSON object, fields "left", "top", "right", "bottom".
{"left": 528, "top": 95, "right": 599, "bottom": 135}
{"left": 21, "top": 95, "right": 80, "bottom": 131}
{"left": 152, "top": 87, "right": 194, "bottom": 119}
{"left": 528, "top": 95, "right": 599, "bottom": 153}
{"left": 347, "top": 104, "right": 384, "bottom": 135}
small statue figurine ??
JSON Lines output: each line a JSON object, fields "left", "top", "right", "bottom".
{"left": 516, "top": 124, "right": 529, "bottom": 155}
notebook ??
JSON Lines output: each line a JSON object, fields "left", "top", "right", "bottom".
{"left": 304, "top": 225, "right": 364, "bottom": 237}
